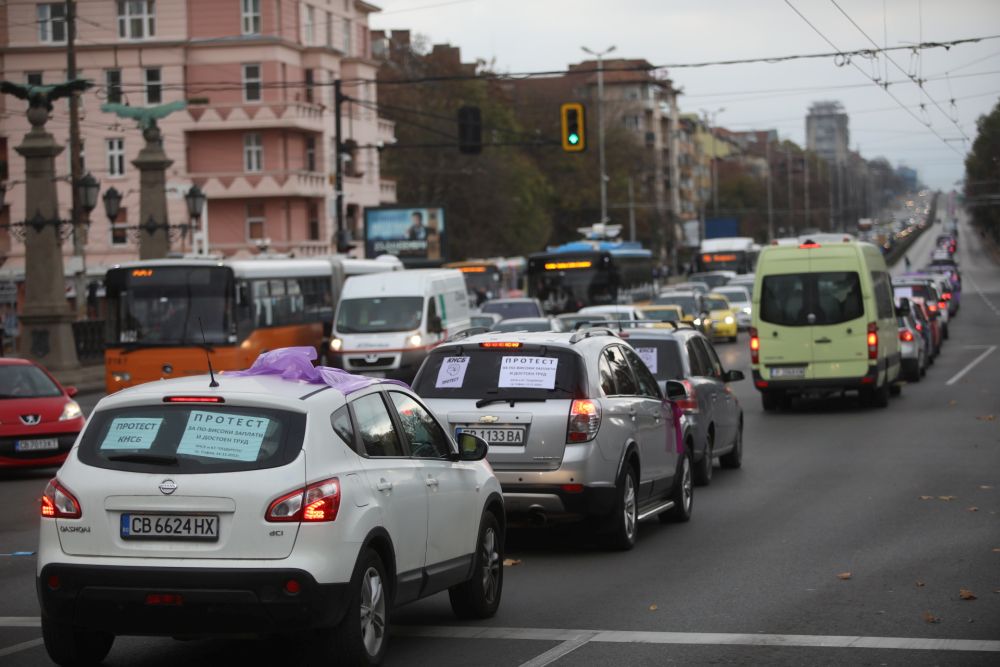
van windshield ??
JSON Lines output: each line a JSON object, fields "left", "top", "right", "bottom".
{"left": 337, "top": 297, "right": 423, "bottom": 333}
{"left": 760, "top": 272, "right": 863, "bottom": 326}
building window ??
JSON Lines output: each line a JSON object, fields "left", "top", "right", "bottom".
{"left": 243, "top": 64, "right": 261, "bottom": 102}
{"left": 118, "top": 0, "right": 156, "bottom": 40}
{"left": 304, "top": 5, "right": 315, "bottom": 44}
{"left": 105, "top": 69, "right": 122, "bottom": 104}
{"left": 37, "top": 3, "right": 67, "bottom": 43}
{"left": 241, "top": 0, "right": 261, "bottom": 35}
{"left": 106, "top": 138, "right": 125, "bottom": 177}
{"left": 624, "top": 115, "right": 641, "bottom": 131}
{"left": 307, "top": 201, "right": 320, "bottom": 241}
{"left": 305, "top": 136, "right": 316, "bottom": 171}
{"left": 244, "top": 133, "right": 263, "bottom": 172}
{"left": 247, "top": 201, "right": 265, "bottom": 240}
{"left": 144, "top": 68, "right": 162, "bottom": 104}
{"left": 111, "top": 206, "right": 129, "bottom": 245}
{"left": 304, "top": 69, "right": 314, "bottom": 103}
{"left": 325, "top": 11, "right": 333, "bottom": 47}
{"left": 343, "top": 18, "right": 352, "bottom": 55}
{"left": 26, "top": 72, "right": 43, "bottom": 86}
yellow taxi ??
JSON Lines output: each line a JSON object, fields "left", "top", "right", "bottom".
{"left": 637, "top": 304, "right": 685, "bottom": 328}
{"left": 702, "top": 293, "right": 739, "bottom": 342}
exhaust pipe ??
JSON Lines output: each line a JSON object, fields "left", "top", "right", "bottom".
{"left": 527, "top": 505, "right": 548, "bottom": 526}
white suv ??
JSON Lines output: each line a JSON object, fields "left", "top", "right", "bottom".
{"left": 37, "top": 349, "right": 504, "bottom": 666}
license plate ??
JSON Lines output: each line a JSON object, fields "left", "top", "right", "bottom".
{"left": 14, "top": 438, "right": 59, "bottom": 452}
{"left": 456, "top": 426, "right": 526, "bottom": 445}
{"left": 769, "top": 366, "right": 806, "bottom": 379}
{"left": 121, "top": 513, "right": 219, "bottom": 541}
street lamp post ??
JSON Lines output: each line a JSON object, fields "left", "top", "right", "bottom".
{"left": 582, "top": 45, "right": 615, "bottom": 224}
{"left": 74, "top": 172, "right": 99, "bottom": 320}
{"left": 699, "top": 107, "right": 725, "bottom": 220}
{"left": 185, "top": 184, "right": 207, "bottom": 254}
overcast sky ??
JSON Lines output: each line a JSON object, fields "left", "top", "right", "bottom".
{"left": 371, "top": 0, "right": 1000, "bottom": 190}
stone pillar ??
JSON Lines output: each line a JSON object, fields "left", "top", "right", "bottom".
{"left": 134, "top": 124, "right": 173, "bottom": 260}
{"left": 15, "top": 106, "right": 80, "bottom": 370}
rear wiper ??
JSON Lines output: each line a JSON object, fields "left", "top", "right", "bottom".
{"left": 475, "top": 397, "right": 548, "bottom": 408}
{"left": 106, "top": 453, "right": 178, "bottom": 465}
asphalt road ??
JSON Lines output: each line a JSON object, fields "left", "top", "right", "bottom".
{"left": 1, "top": 213, "right": 997, "bottom": 666}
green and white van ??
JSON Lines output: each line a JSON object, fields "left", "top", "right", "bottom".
{"left": 750, "top": 240, "right": 900, "bottom": 410}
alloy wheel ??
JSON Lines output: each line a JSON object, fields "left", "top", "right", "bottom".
{"left": 359, "top": 567, "right": 386, "bottom": 656}
{"left": 481, "top": 526, "right": 501, "bottom": 604}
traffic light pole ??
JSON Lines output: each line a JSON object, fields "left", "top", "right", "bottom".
{"left": 333, "top": 79, "right": 347, "bottom": 254}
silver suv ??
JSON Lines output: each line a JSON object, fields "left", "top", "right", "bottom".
{"left": 412, "top": 329, "right": 693, "bottom": 550}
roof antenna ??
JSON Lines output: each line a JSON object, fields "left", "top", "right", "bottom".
{"left": 198, "top": 317, "right": 219, "bottom": 388}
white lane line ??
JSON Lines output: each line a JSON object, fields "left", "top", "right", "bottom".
{"left": 518, "top": 632, "right": 596, "bottom": 667}
{"left": 946, "top": 345, "right": 997, "bottom": 386}
{"left": 394, "top": 625, "right": 1000, "bottom": 653}
{"left": 0, "top": 638, "right": 43, "bottom": 658}
{"left": 0, "top": 617, "right": 40, "bottom": 627}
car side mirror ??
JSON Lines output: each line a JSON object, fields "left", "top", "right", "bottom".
{"left": 429, "top": 315, "right": 443, "bottom": 334}
{"left": 895, "top": 297, "right": 911, "bottom": 316}
{"left": 455, "top": 432, "right": 489, "bottom": 461}
{"left": 65, "top": 386, "right": 78, "bottom": 398}
{"left": 665, "top": 379, "right": 687, "bottom": 399}
{"left": 723, "top": 370, "right": 744, "bottom": 383}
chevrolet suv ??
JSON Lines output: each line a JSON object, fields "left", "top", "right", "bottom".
{"left": 412, "top": 329, "right": 693, "bottom": 551}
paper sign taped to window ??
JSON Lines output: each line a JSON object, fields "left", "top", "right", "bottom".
{"left": 435, "top": 356, "right": 470, "bottom": 389}
{"left": 176, "top": 411, "right": 270, "bottom": 462}
{"left": 498, "top": 356, "right": 558, "bottom": 390}
{"left": 100, "top": 418, "right": 163, "bottom": 450}
{"left": 894, "top": 286, "right": 913, "bottom": 298}
{"left": 635, "top": 347, "right": 658, "bottom": 374}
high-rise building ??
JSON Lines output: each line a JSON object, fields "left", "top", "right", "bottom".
{"left": 806, "top": 101, "right": 849, "bottom": 165}
{"left": 0, "top": 0, "right": 396, "bottom": 276}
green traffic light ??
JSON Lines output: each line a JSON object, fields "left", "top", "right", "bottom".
{"left": 568, "top": 133, "right": 580, "bottom": 145}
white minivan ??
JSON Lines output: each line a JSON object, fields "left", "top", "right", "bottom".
{"left": 329, "top": 269, "right": 471, "bottom": 382}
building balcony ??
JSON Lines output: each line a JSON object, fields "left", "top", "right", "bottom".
{"left": 377, "top": 118, "right": 396, "bottom": 145}
{"left": 184, "top": 101, "right": 327, "bottom": 133}
{"left": 192, "top": 170, "right": 328, "bottom": 199}
{"left": 379, "top": 179, "right": 397, "bottom": 203}
{"left": 288, "top": 240, "right": 332, "bottom": 256}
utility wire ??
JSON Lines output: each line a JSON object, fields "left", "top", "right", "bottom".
{"left": 784, "top": 0, "right": 963, "bottom": 158}
{"left": 829, "top": 0, "right": 970, "bottom": 142}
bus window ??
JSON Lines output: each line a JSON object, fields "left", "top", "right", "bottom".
{"left": 253, "top": 280, "right": 272, "bottom": 327}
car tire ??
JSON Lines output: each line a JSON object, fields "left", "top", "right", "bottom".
{"left": 729, "top": 336, "right": 738, "bottom": 343}
{"left": 41, "top": 617, "right": 114, "bottom": 667}
{"left": 761, "top": 391, "right": 780, "bottom": 412}
{"left": 943, "top": 323, "right": 949, "bottom": 340}
{"left": 449, "top": 512, "right": 503, "bottom": 619}
{"left": 862, "top": 381, "right": 890, "bottom": 408}
{"left": 693, "top": 430, "right": 713, "bottom": 486}
{"left": 661, "top": 448, "right": 693, "bottom": 524}
{"left": 889, "top": 383, "right": 901, "bottom": 396}
{"left": 719, "top": 422, "right": 743, "bottom": 469}
{"left": 318, "top": 548, "right": 389, "bottom": 667}
{"left": 604, "top": 463, "right": 639, "bottom": 550}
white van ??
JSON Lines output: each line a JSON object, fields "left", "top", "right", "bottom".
{"left": 329, "top": 269, "right": 471, "bottom": 382}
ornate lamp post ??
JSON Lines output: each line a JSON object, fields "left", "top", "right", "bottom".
{"left": 184, "top": 184, "right": 207, "bottom": 254}
{"left": 102, "top": 187, "right": 122, "bottom": 225}
{"left": 73, "top": 172, "right": 99, "bottom": 319}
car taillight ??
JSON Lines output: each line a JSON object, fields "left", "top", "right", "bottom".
{"left": 915, "top": 322, "right": 923, "bottom": 332}
{"left": 943, "top": 292, "right": 952, "bottom": 301}
{"left": 899, "top": 330, "right": 914, "bottom": 342}
{"left": 41, "top": 479, "right": 81, "bottom": 519}
{"left": 867, "top": 322, "right": 878, "bottom": 360}
{"left": 927, "top": 303, "right": 938, "bottom": 313}
{"left": 938, "top": 300, "right": 947, "bottom": 310}
{"left": 673, "top": 379, "right": 699, "bottom": 413}
{"left": 567, "top": 399, "right": 601, "bottom": 443}
{"left": 266, "top": 478, "right": 340, "bottom": 523}
{"left": 749, "top": 327, "right": 759, "bottom": 365}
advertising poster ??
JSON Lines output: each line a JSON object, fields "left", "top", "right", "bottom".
{"left": 364, "top": 207, "right": 445, "bottom": 262}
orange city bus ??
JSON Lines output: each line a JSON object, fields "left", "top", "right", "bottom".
{"left": 444, "top": 257, "right": 526, "bottom": 304}
{"left": 103, "top": 256, "right": 401, "bottom": 393}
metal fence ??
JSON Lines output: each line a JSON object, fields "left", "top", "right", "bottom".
{"left": 72, "top": 320, "right": 105, "bottom": 364}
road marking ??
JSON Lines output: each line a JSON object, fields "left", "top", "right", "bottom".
{"left": 518, "top": 631, "right": 596, "bottom": 667}
{"left": 0, "top": 639, "right": 43, "bottom": 658}
{"left": 946, "top": 345, "right": 997, "bottom": 386}
{"left": 394, "top": 625, "right": 1000, "bottom": 653}
{"left": 966, "top": 274, "right": 1000, "bottom": 316}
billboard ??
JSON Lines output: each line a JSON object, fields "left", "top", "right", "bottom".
{"left": 364, "top": 207, "right": 445, "bottom": 262}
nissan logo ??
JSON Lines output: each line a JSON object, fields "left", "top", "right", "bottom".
{"left": 158, "top": 479, "right": 178, "bottom": 495}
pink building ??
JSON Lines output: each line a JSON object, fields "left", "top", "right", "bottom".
{"left": 0, "top": 0, "right": 396, "bottom": 278}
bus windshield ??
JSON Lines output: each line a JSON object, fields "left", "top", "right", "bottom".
{"left": 106, "top": 267, "right": 233, "bottom": 347}
{"left": 336, "top": 297, "right": 424, "bottom": 333}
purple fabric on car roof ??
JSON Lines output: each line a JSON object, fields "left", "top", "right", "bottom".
{"left": 226, "top": 346, "right": 409, "bottom": 394}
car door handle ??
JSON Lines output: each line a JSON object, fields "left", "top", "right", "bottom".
{"left": 376, "top": 479, "right": 393, "bottom": 492}
{"left": 815, "top": 337, "right": 832, "bottom": 343}
{"left": 425, "top": 477, "right": 439, "bottom": 487}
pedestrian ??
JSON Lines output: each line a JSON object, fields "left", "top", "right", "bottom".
{"left": 904, "top": 255, "right": 911, "bottom": 269}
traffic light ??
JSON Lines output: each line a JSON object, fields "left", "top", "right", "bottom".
{"left": 457, "top": 105, "right": 482, "bottom": 154}
{"left": 560, "top": 103, "right": 586, "bottom": 152}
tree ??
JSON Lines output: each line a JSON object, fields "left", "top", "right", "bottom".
{"left": 964, "top": 99, "right": 1000, "bottom": 242}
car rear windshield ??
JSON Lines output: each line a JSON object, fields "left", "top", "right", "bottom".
{"left": 481, "top": 301, "right": 541, "bottom": 319}
{"left": 893, "top": 283, "right": 934, "bottom": 301}
{"left": 0, "top": 365, "right": 61, "bottom": 399}
{"left": 760, "top": 272, "right": 863, "bottom": 326}
{"left": 78, "top": 405, "right": 306, "bottom": 474}
{"left": 626, "top": 339, "right": 684, "bottom": 381}
{"left": 413, "top": 346, "right": 584, "bottom": 400}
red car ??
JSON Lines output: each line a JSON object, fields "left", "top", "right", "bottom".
{"left": 0, "top": 358, "right": 85, "bottom": 469}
